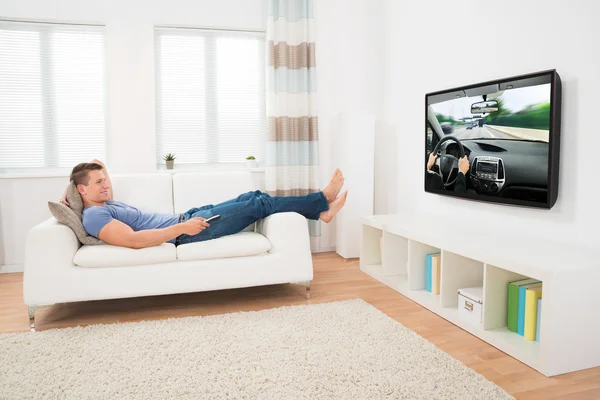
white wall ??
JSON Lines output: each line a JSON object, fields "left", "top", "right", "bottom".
{"left": 0, "top": 0, "right": 268, "bottom": 271}
{"left": 0, "top": 177, "right": 67, "bottom": 271}
{"left": 381, "top": 0, "right": 600, "bottom": 249}
{"left": 314, "top": 0, "right": 393, "bottom": 251}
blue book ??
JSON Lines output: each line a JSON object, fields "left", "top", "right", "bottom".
{"left": 536, "top": 298, "right": 542, "bottom": 341}
{"left": 426, "top": 254, "right": 432, "bottom": 292}
{"left": 518, "top": 282, "right": 541, "bottom": 335}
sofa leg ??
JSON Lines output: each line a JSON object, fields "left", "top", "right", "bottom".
{"left": 29, "top": 306, "right": 40, "bottom": 332}
{"left": 305, "top": 281, "right": 311, "bottom": 300}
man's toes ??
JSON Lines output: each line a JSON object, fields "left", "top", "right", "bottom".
{"left": 338, "top": 190, "right": 348, "bottom": 203}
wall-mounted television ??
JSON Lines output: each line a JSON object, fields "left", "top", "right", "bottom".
{"left": 424, "top": 69, "right": 562, "bottom": 209}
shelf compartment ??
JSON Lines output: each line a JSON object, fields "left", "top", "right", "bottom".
{"left": 440, "top": 250, "right": 484, "bottom": 308}
{"left": 361, "top": 225, "right": 383, "bottom": 272}
{"left": 361, "top": 263, "right": 408, "bottom": 293}
{"left": 483, "top": 264, "right": 529, "bottom": 331}
{"left": 381, "top": 231, "right": 408, "bottom": 276}
{"left": 407, "top": 240, "right": 441, "bottom": 290}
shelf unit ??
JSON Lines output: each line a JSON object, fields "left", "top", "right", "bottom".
{"left": 360, "top": 214, "right": 600, "bottom": 377}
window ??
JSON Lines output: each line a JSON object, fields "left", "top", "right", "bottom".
{"left": 0, "top": 20, "right": 106, "bottom": 173}
{"left": 155, "top": 27, "right": 266, "bottom": 167}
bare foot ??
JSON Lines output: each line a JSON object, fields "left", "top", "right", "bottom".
{"left": 322, "top": 168, "right": 344, "bottom": 203}
{"left": 320, "top": 191, "right": 348, "bottom": 223}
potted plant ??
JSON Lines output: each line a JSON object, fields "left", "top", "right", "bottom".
{"left": 163, "top": 153, "right": 176, "bottom": 170}
{"left": 245, "top": 155, "right": 257, "bottom": 169}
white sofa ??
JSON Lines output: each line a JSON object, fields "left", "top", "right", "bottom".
{"left": 23, "top": 171, "right": 314, "bottom": 329}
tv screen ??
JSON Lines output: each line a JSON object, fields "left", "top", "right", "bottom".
{"left": 424, "top": 70, "right": 561, "bottom": 209}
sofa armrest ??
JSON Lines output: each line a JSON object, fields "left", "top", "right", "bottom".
{"left": 256, "top": 212, "right": 312, "bottom": 257}
{"left": 23, "top": 218, "right": 80, "bottom": 305}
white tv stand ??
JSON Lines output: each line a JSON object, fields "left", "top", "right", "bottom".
{"left": 359, "top": 213, "right": 600, "bottom": 377}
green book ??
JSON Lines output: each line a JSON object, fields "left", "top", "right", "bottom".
{"left": 508, "top": 278, "right": 540, "bottom": 332}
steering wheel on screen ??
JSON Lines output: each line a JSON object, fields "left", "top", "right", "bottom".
{"left": 431, "top": 135, "right": 466, "bottom": 187}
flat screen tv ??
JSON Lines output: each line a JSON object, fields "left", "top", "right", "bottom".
{"left": 424, "top": 69, "right": 562, "bottom": 209}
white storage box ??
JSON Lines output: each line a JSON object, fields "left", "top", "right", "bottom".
{"left": 458, "top": 286, "right": 483, "bottom": 325}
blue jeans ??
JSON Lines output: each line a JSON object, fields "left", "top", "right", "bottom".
{"left": 175, "top": 190, "right": 329, "bottom": 245}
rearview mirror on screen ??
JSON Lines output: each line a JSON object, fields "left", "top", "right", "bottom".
{"left": 471, "top": 100, "right": 498, "bottom": 114}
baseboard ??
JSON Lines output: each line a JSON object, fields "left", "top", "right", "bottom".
{"left": 0, "top": 264, "right": 24, "bottom": 274}
{"left": 313, "top": 245, "right": 336, "bottom": 253}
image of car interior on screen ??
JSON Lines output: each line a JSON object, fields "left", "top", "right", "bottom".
{"left": 425, "top": 73, "right": 552, "bottom": 204}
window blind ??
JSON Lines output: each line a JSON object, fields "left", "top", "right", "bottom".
{"left": 155, "top": 27, "right": 266, "bottom": 166}
{"left": 0, "top": 20, "right": 106, "bottom": 173}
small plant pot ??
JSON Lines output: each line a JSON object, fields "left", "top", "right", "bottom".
{"left": 245, "top": 160, "right": 257, "bottom": 169}
{"left": 166, "top": 160, "right": 174, "bottom": 170}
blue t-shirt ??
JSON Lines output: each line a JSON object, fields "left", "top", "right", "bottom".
{"left": 82, "top": 200, "right": 180, "bottom": 244}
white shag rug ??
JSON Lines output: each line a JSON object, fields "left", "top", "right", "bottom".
{"left": 0, "top": 299, "right": 513, "bottom": 400}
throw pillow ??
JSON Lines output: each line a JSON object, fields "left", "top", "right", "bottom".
{"left": 65, "top": 182, "right": 84, "bottom": 216}
{"left": 47, "top": 201, "right": 104, "bottom": 245}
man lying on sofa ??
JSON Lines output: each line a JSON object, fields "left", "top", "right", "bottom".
{"left": 61, "top": 160, "right": 348, "bottom": 249}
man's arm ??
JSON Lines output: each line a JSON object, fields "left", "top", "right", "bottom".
{"left": 98, "top": 220, "right": 183, "bottom": 249}
{"left": 92, "top": 159, "right": 113, "bottom": 201}
{"left": 454, "top": 156, "right": 470, "bottom": 193}
{"left": 454, "top": 172, "right": 467, "bottom": 193}
{"left": 98, "top": 218, "right": 210, "bottom": 249}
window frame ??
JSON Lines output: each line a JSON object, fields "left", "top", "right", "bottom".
{"left": 154, "top": 26, "right": 267, "bottom": 169}
{"left": 0, "top": 19, "right": 107, "bottom": 176}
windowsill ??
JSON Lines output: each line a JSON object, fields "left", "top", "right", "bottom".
{"left": 156, "top": 164, "right": 266, "bottom": 174}
{"left": 0, "top": 166, "right": 267, "bottom": 179}
{"left": 0, "top": 171, "right": 71, "bottom": 179}
{"left": 159, "top": 167, "right": 265, "bottom": 174}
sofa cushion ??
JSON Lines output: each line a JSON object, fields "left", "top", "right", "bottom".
{"left": 110, "top": 173, "right": 174, "bottom": 214}
{"left": 73, "top": 243, "right": 176, "bottom": 268}
{"left": 176, "top": 232, "right": 271, "bottom": 261}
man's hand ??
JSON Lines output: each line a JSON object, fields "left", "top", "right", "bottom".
{"left": 427, "top": 153, "right": 438, "bottom": 170}
{"left": 180, "top": 218, "right": 210, "bottom": 235}
{"left": 458, "top": 156, "right": 470, "bottom": 175}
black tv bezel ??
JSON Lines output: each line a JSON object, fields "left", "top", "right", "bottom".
{"left": 423, "top": 69, "right": 562, "bottom": 209}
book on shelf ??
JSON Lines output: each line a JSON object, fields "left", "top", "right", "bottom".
{"left": 536, "top": 298, "right": 542, "bottom": 342}
{"left": 525, "top": 286, "right": 543, "bottom": 341}
{"left": 431, "top": 254, "right": 441, "bottom": 294}
{"left": 507, "top": 278, "right": 541, "bottom": 333}
{"left": 518, "top": 282, "right": 541, "bottom": 336}
{"left": 425, "top": 252, "right": 440, "bottom": 293}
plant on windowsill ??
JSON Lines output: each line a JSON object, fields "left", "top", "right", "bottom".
{"left": 245, "top": 155, "right": 257, "bottom": 169}
{"left": 163, "top": 153, "right": 176, "bottom": 170}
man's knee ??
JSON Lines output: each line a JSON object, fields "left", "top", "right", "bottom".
{"left": 256, "top": 190, "right": 272, "bottom": 198}
{"left": 249, "top": 190, "right": 269, "bottom": 198}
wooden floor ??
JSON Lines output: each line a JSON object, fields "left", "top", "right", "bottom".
{"left": 2, "top": 252, "right": 599, "bottom": 399}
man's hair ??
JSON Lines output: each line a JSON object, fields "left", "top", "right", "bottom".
{"left": 70, "top": 163, "right": 103, "bottom": 186}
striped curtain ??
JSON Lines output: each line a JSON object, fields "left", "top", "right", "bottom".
{"left": 266, "top": 0, "right": 320, "bottom": 251}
